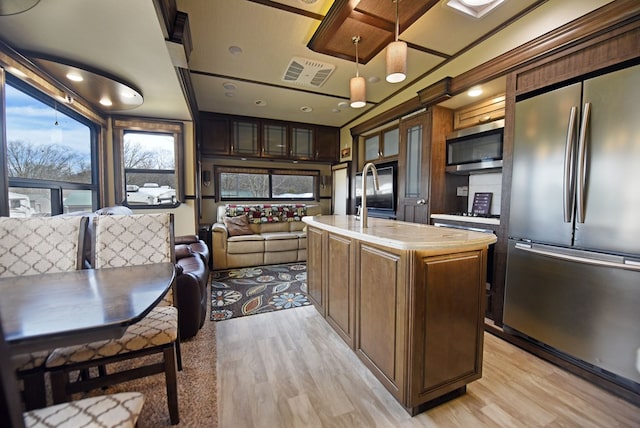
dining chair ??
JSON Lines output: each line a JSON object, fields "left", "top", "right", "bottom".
{"left": 0, "top": 310, "right": 145, "bottom": 428}
{"left": 46, "top": 213, "right": 181, "bottom": 425}
{"left": 0, "top": 216, "right": 89, "bottom": 411}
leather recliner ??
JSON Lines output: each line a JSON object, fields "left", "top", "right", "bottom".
{"left": 175, "top": 235, "right": 210, "bottom": 340}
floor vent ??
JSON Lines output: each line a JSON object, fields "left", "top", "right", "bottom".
{"left": 282, "top": 57, "right": 335, "bottom": 88}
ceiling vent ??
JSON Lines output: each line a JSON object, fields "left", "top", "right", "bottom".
{"left": 282, "top": 57, "right": 335, "bottom": 88}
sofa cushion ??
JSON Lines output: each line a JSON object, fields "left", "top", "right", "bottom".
{"left": 223, "top": 215, "right": 254, "bottom": 237}
{"left": 227, "top": 236, "right": 264, "bottom": 255}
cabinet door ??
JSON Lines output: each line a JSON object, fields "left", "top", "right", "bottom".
{"left": 397, "top": 112, "right": 431, "bottom": 224}
{"left": 363, "top": 135, "right": 380, "bottom": 162}
{"left": 231, "top": 120, "right": 260, "bottom": 156}
{"left": 291, "top": 126, "right": 314, "bottom": 160}
{"left": 200, "top": 113, "right": 230, "bottom": 155}
{"left": 306, "top": 226, "right": 325, "bottom": 315}
{"left": 315, "top": 126, "right": 338, "bottom": 162}
{"left": 382, "top": 127, "right": 399, "bottom": 158}
{"left": 410, "top": 250, "right": 484, "bottom": 405}
{"left": 263, "top": 122, "right": 288, "bottom": 158}
{"left": 356, "top": 243, "right": 406, "bottom": 402}
{"left": 326, "top": 233, "right": 354, "bottom": 347}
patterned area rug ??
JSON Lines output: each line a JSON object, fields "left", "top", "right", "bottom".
{"left": 210, "top": 263, "right": 310, "bottom": 321}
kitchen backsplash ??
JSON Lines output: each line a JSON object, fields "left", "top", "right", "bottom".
{"left": 468, "top": 172, "right": 502, "bottom": 215}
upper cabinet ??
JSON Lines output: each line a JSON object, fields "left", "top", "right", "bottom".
{"left": 199, "top": 112, "right": 339, "bottom": 163}
{"left": 360, "top": 126, "right": 399, "bottom": 168}
{"left": 453, "top": 95, "right": 505, "bottom": 130}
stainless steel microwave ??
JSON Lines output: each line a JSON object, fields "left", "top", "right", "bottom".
{"left": 445, "top": 119, "right": 504, "bottom": 174}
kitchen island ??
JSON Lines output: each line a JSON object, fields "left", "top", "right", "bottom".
{"left": 302, "top": 215, "right": 497, "bottom": 415}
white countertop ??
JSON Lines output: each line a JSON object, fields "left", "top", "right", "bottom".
{"left": 431, "top": 214, "right": 500, "bottom": 226}
{"left": 302, "top": 215, "right": 496, "bottom": 252}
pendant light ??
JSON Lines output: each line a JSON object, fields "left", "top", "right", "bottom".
{"left": 350, "top": 36, "right": 366, "bottom": 108}
{"left": 386, "top": 0, "right": 407, "bottom": 83}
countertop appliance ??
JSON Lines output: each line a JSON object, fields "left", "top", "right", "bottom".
{"left": 504, "top": 64, "right": 640, "bottom": 390}
{"left": 445, "top": 119, "right": 503, "bottom": 174}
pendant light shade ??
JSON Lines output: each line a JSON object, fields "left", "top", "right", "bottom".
{"left": 350, "top": 75, "right": 366, "bottom": 108}
{"left": 349, "top": 36, "right": 366, "bottom": 108}
{"left": 385, "top": 40, "right": 407, "bottom": 83}
{"left": 386, "top": 0, "right": 407, "bottom": 83}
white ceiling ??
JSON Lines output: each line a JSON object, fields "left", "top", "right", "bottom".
{"left": 0, "top": 0, "right": 616, "bottom": 127}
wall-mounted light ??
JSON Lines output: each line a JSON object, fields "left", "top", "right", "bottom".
{"left": 385, "top": 0, "right": 407, "bottom": 83}
{"left": 202, "top": 170, "right": 211, "bottom": 187}
{"left": 350, "top": 36, "right": 366, "bottom": 108}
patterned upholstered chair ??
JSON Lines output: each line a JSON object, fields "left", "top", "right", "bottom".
{"left": 0, "top": 313, "right": 145, "bottom": 428}
{"left": 0, "top": 216, "right": 88, "bottom": 410}
{"left": 46, "top": 213, "right": 181, "bottom": 425}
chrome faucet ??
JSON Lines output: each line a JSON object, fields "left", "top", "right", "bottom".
{"left": 359, "top": 162, "right": 379, "bottom": 229}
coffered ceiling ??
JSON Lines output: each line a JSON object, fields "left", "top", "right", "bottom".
{"left": 0, "top": 0, "right": 618, "bottom": 128}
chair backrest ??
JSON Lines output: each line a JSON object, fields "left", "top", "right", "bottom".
{"left": 93, "top": 213, "right": 175, "bottom": 305}
{"left": 0, "top": 217, "right": 88, "bottom": 278}
{"left": 0, "top": 314, "right": 27, "bottom": 428}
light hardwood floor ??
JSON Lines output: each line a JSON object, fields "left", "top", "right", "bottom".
{"left": 217, "top": 306, "right": 640, "bottom": 427}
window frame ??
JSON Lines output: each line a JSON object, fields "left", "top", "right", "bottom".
{"left": 215, "top": 166, "right": 319, "bottom": 202}
{"left": 113, "top": 118, "right": 184, "bottom": 209}
{"left": 2, "top": 72, "right": 100, "bottom": 216}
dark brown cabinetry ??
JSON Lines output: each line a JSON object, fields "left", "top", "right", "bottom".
{"left": 199, "top": 112, "right": 339, "bottom": 162}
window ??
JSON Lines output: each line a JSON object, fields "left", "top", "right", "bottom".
{"left": 217, "top": 167, "right": 317, "bottom": 201}
{"left": 3, "top": 76, "right": 98, "bottom": 217}
{"left": 113, "top": 119, "right": 184, "bottom": 208}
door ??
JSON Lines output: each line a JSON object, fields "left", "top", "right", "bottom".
{"left": 332, "top": 164, "right": 348, "bottom": 215}
{"left": 397, "top": 112, "right": 430, "bottom": 223}
{"left": 509, "top": 83, "right": 582, "bottom": 245}
{"left": 574, "top": 64, "right": 640, "bottom": 255}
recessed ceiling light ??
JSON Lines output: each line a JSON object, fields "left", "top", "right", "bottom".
{"left": 332, "top": 108, "right": 341, "bottom": 113}
{"left": 223, "top": 82, "right": 236, "bottom": 91}
{"left": 300, "top": 106, "right": 313, "bottom": 112}
{"left": 99, "top": 97, "right": 113, "bottom": 106}
{"left": 299, "top": 0, "right": 318, "bottom": 4}
{"left": 228, "top": 46, "right": 243, "bottom": 55}
{"left": 337, "top": 101, "right": 349, "bottom": 108}
{"left": 225, "top": 92, "right": 235, "bottom": 97}
{"left": 467, "top": 86, "right": 483, "bottom": 97}
{"left": 367, "top": 76, "right": 381, "bottom": 84}
{"left": 255, "top": 100, "right": 267, "bottom": 106}
{"left": 66, "top": 72, "right": 83, "bottom": 82}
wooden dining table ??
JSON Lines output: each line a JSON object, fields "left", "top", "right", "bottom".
{"left": 0, "top": 262, "right": 175, "bottom": 354}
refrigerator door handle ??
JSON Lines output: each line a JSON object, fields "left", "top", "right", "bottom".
{"left": 576, "top": 102, "right": 591, "bottom": 223}
{"left": 514, "top": 242, "right": 640, "bottom": 272}
{"left": 563, "top": 106, "right": 578, "bottom": 223}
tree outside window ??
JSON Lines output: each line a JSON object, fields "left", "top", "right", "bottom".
{"left": 4, "top": 78, "right": 97, "bottom": 217}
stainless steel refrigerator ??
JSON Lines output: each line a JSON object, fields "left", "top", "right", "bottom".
{"left": 504, "top": 63, "right": 640, "bottom": 387}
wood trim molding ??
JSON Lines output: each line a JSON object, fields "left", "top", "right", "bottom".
{"left": 417, "top": 77, "right": 452, "bottom": 106}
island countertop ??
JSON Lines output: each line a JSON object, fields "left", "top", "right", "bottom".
{"left": 302, "top": 215, "right": 496, "bottom": 252}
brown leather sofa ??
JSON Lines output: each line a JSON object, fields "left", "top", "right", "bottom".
{"left": 174, "top": 235, "right": 210, "bottom": 339}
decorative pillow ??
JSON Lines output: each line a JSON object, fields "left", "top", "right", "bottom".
{"left": 223, "top": 215, "right": 254, "bottom": 236}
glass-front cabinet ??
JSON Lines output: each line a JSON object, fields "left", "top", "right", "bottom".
{"left": 362, "top": 126, "right": 399, "bottom": 165}
{"left": 262, "top": 122, "right": 288, "bottom": 157}
{"left": 231, "top": 120, "right": 260, "bottom": 155}
{"left": 199, "top": 112, "right": 338, "bottom": 162}
{"left": 291, "top": 126, "right": 314, "bottom": 159}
